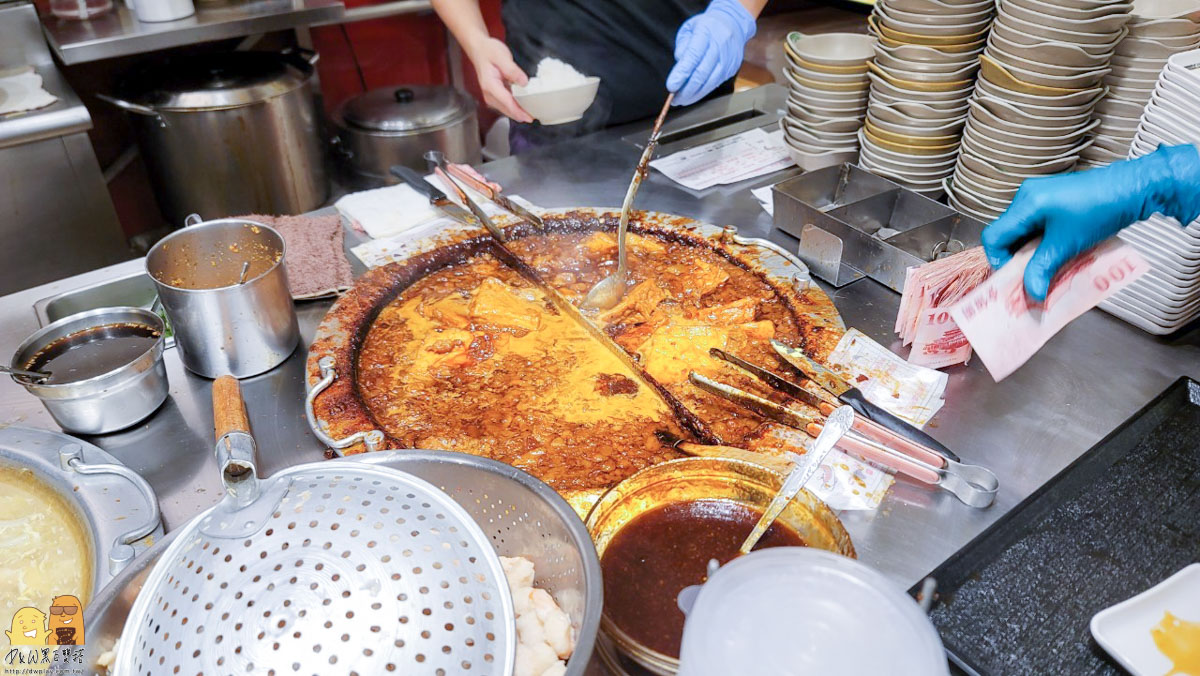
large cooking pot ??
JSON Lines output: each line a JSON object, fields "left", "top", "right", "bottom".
{"left": 99, "top": 49, "right": 329, "bottom": 224}
{"left": 331, "top": 84, "right": 480, "bottom": 187}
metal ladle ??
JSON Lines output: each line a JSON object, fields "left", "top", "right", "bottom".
{"left": 581, "top": 93, "right": 674, "bottom": 310}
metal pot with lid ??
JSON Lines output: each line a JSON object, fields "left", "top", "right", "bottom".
{"left": 99, "top": 50, "right": 329, "bottom": 225}
{"left": 332, "top": 85, "right": 481, "bottom": 187}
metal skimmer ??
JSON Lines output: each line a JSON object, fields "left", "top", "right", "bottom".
{"left": 114, "top": 377, "right": 515, "bottom": 675}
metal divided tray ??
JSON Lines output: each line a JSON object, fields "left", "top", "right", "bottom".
{"left": 772, "top": 164, "right": 986, "bottom": 292}
{"left": 914, "top": 377, "right": 1200, "bottom": 675}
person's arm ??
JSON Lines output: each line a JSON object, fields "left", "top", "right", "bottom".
{"left": 666, "top": 0, "right": 767, "bottom": 107}
{"left": 982, "top": 144, "right": 1200, "bottom": 301}
{"left": 431, "top": 0, "right": 533, "bottom": 122}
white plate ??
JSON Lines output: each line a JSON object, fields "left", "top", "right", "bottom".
{"left": 1099, "top": 296, "right": 1195, "bottom": 333}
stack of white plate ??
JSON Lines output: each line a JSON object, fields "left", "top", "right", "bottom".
{"left": 1081, "top": 0, "right": 1200, "bottom": 167}
{"left": 860, "top": 0, "right": 993, "bottom": 196}
{"left": 946, "top": 0, "right": 1132, "bottom": 220}
{"left": 782, "top": 32, "right": 876, "bottom": 171}
{"left": 1099, "top": 48, "right": 1200, "bottom": 333}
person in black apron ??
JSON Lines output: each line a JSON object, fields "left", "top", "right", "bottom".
{"left": 432, "top": 0, "right": 765, "bottom": 153}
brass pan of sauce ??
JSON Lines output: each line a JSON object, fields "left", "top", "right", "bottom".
{"left": 585, "top": 457, "right": 855, "bottom": 675}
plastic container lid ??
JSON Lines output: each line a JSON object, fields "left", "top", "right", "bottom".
{"left": 340, "top": 85, "right": 474, "bottom": 132}
{"left": 677, "top": 548, "right": 949, "bottom": 676}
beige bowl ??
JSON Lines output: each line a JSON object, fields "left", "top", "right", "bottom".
{"left": 860, "top": 151, "right": 959, "bottom": 178}
{"left": 868, "top": 102, "right": 969, "bottom": 129}
{"left": 990, "top": 17, "right": 1127, "bottom": 54}
{"left": 868, "top": 61, "right": 975, "bottom": 91}
{"left": 865, "top": 111, "right": 965, "bottom": 138}
{"left": 864, "top": 117, "right": 960, "bottom": 145}
{"left": 984, "top": 47, "right": 1113, "bottom": 87}
{"left": 876, "top": 31, "right": 988, "bottom": 52}
{"left": 951, "top": 185, "right": 1011, "bottom": 217}
{"left": 955, "top": 162, "right": 1024, "bottom": 192}
{"left": 963, "top": 142, "right": 1080, "bottom": 174}
{"left": 994, "top": 11, "right": 1128, "bottom": 45}
{"left": 878, "top": 2, "right": 994, "bottom": 25}
{"left": 788, "top": 61, "right": 871, "bottom": 84}
{"left": 960, "top": 130, "right": 1089, "bottom": 166}
{"left": 786, "top": 109, "right": 866, "bottom": 133}
{"left": 964, "top": 116, "right": 1096, "bottom": 152}
{"left": 1116, "top": 34, "right": 1200, "bottom": 57}
{"left": 867, "top": 71, "right": 976, "bottom": 100}
{"left": 874, "top": 41, "right": 985, "bottom": 65}
{"left": 1132, "top": 0, "right": 1200, "bottom": 21}
{"left": 862, "top": 126, "right": 960, "bottom": 154}
{"left": 1094, "top": 96, "right": 1149, "bottom": 117}
{"left": 987, "top": 30, "right": 1115, "bottom": 68}
{"left": 873, "top": 57, "right": 980, "bottom": 82}
{"left": 787, "top": 94, "right": 869, "bottom": 116}
{"left": 980, "top": 54, "right": 1103, "bottom": 93}
{"left": 785, "top": 49, "right": 869, "bottom": 75}
{"left": 1110, "top": 53, "right": 1172, "bottom": 70}
{"left": 1000, "top": 0, "right": 1133, "bottom": 33}
{"left": 786, "top": 32, "right": 877, "bottom": 67}
{"left": 782, "top": 139, "right": 861, "bottom": 171}
{"left": 784, "top": 66, "right": 871, "bottom": 93}
{"left": 783, "top": 119, "right": 860, "bottom": 147}
{"left": 973, "top": 73, "right": 1107, "bottom": 106}
{"left": 885, "top": 0, "right": 996, "bottom": 15}
{"left": 859, "top": 128, "right": 961, "bottom": 162}
{"left": 868, "top": 14, "right": 991, "bottom": 45}
{"left": 1107, "top": 63, "right": 1167, "bottom": 81}
{"left": 872, "top": 50, "right": 981, "bottom": 75}
{"left": 987, "top": 39, "right": 1115, "bottom": 78}
{"left": 876, "top": 3, "right": 995, "bottom": 32}
{"left": 1127, "top": 16, "right": 1200, "bottom": 37}
{"left": 971, "top": 94, "right": 1095, "bottom": 127}
{"left": 868, "top": 88, "right": 973, "bottom": 114}
{"left": 1008, "top": 0, "right": 1134, "bottom": 20}
{"left": 1106, "top": 83, "right": 1156, "bottom": 100}
{"left": 968, "top": 102, "right": 1100, "bottom": 139}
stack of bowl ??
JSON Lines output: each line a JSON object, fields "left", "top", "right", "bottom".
{"left": 1081, "top": 0, "right": 1200, "bottom": 167}
{"left": 782, "top": 32, "right": 877, "bottom": 171}
{"left": 946, "top": 0, "right": 1132, "bottom": 220}
{"left": 861, "top": 0, "right": 994, "bottom": 197}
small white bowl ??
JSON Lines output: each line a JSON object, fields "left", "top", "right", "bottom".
{"left": 512, "top": 77, "right": 601, "bottom": 125}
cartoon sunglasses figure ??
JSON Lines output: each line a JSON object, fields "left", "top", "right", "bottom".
{"left": 47, "top": 596, "right": 84, "bottom": 646}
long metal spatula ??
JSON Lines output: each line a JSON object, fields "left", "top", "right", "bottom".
{"left": 115, "top": 376, "right": 516, "bottom": 675}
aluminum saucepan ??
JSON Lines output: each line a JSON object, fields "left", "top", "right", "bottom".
{"left": 10, "top": 306, "right": 167, "bottom": 434}
{"left": 146, "top": 215, "right": 299, "bottom": 378}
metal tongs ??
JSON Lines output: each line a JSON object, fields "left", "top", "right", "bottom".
{"left": 689, "top": 350, "right": 998, "bottom": 508}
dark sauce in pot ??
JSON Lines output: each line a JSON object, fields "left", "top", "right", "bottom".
{"left": 25, "top": 323, "right": 160, "bottom": 384}
{"left": 600, "top": 499, "right": 807, "bottom": 658}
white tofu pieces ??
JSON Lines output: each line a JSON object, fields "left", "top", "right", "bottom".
{"left": 501, "top": 556, "right": 576, "bottom": 676}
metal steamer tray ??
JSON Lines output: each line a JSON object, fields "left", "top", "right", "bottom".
{"left": 0, "top": 426, "right": 163, "bottom": 598}
{"left": 80, "top": 449, "right": 603, "bottom": 676}
{"left": 916, "top": 377, "right": 1200, "bottom": 675}
{"left": 303, "top": 207, "right": 847, "bottom": 458}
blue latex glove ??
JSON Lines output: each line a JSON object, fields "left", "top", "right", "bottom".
{"left": 982, "top": 144, "right": 1200, "bottom": 302}
{"left": 666, "top": 0, "right": 756, "bottom": 107}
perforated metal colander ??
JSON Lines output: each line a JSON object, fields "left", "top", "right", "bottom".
{"left": 114, "top": 377, "right": 515, "bottom": 675}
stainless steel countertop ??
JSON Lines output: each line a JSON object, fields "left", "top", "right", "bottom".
{"left": 41, "top": 0, "right": 344, "bottom": 65}
{"left": 3, "top": 85, "right": 1200, "bottom": 594}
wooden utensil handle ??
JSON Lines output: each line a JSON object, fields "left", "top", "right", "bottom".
{"left": 213, "top": 375, "right": 250, "bottom": 440}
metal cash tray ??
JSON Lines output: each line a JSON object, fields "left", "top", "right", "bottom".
{"left": 772, "top": 164, "right": 986, "bottom": 292}
{"left": 913, "top": 377, "right": 1200, "bottom": 675}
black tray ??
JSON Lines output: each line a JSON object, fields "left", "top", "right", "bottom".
{"left": 913, "top": 377, "right": 1200, "bottom": 675}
